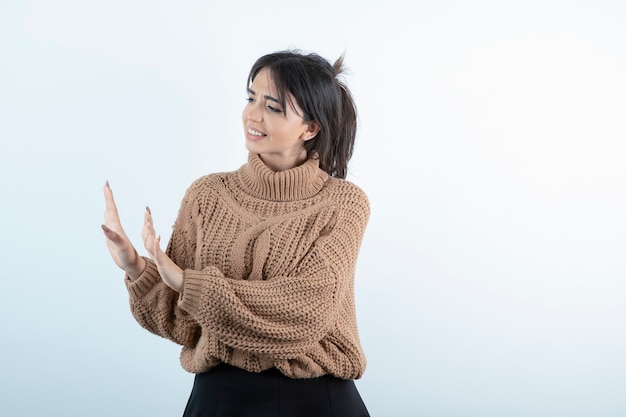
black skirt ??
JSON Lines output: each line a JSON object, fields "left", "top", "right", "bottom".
{"left": 182, "top": 363, "right": 370, "bottom": 417}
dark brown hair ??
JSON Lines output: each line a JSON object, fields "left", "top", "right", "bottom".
{"left": 247, "top": 50, "right": 357, "bottom": 179}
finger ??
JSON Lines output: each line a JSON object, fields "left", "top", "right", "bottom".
{"left": 103, "top": 181, "right": 116, "bottom": 210}
{"left": 103, "top": 181, "right": 123, "bottom": 227}
{"left": 142, "top": 223, "right": 157, "bottom": 258}
{"left": 142, "top": 209, "right": 155, "bottom": 241}
{"left": 142, "top": 206, "right": 159, "bottom": 255}
{"left": 144, "top": 206, "right": 153, "bottom": 226}
{"left": 142, "top": 225, "right": 154, "bottom": 252}
{"left": 101, "top": 224, "right": 126, "bottom": 246}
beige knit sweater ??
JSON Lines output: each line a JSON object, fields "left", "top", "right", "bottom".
{"left": 125, "top": 153, "right": 369, "bottom": 379}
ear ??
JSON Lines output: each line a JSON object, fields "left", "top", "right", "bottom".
{"left": 302, "top": 120, "right": 320, "bottom": 141}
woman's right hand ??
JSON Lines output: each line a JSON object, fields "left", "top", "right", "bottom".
{"left": 102, "top": 181, "right": 146, "bottom": 280}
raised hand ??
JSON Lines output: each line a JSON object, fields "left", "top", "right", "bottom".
{"left": 102, "top": 181, "right": 146, "bottom": 280}
{"left": 142, "top": 207, "right": 184, "bottom": 292}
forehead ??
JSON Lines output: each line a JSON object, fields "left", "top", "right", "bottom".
{"left": 250, "top": 68, "right": 277, "bottom": 92}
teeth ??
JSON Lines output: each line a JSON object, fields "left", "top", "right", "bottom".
{"left": 248, "top": 128, "right": 264, "bottom": 136}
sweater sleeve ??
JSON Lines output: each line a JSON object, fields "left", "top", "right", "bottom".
{"left": 124, "top": 182, "right": 203, "bottom": 347}
{"left": 177, "top": 186, "right": 370, "bottom": 359}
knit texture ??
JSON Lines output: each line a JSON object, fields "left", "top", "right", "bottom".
{"left": 125, "top": 153, "right": 370, "bottom": 379}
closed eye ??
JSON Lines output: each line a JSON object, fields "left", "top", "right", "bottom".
{"left": 246, "top": 96, "right": 283, "bottom": 114}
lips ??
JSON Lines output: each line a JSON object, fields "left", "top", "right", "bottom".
{"left": 248, "top": 128, "right": 265, "bottom": 136}
{"left": 246, "top": 126, "right": 267, "bottom": 141}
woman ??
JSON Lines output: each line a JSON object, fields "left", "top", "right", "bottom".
{"left": 102, "top": 50, "right": 371, "bottom": 416}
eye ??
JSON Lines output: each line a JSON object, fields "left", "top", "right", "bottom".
{"left": 267, "top": 105, "right": 283, "bottom": 113}
{"left": 245, "top": 97, "right": 255, "bottom": 103}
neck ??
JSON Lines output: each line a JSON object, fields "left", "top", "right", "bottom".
{"left": 258, "top": 149, "right": 308, "bottom": 172}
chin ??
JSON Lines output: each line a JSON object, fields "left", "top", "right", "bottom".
{"left": 245, "top": 140, "right": 262, "bottom": 154}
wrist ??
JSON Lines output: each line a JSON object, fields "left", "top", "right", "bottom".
{"left": 126, "top": 256, "right": 147, "bottom": 281}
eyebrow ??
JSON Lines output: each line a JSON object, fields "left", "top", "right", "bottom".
{"left": 247, "top": 88, "right": 281, "bottom": 105}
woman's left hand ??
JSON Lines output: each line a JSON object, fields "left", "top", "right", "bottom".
{"left": 142, "top": 207, "right": 184, "bottom": 292}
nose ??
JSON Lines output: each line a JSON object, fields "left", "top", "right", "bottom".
{"left": 244, "top": 102, "right": 263, "bottom": 123}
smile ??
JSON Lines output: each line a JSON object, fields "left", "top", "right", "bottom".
{"left": 247, "top": 128, "right": 266, "bottom": 137}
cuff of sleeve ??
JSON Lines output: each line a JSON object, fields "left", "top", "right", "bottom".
{"left": 125, "top": 257, "right": 161, "bottom": 299}
{"left": 178, "top": 267, "right": 220, "bottom": 316}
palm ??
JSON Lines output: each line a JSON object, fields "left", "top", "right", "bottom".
{"left": 102, "top": 182, "right": 143, "bottom": 278}
{"left": 142, "top": 208, "right": 184, "bottom": 292}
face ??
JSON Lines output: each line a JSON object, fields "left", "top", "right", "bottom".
{"left": 242, "top": 68, "right": 319, "bottom": 172}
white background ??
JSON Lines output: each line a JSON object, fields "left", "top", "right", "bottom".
{"left": 1, "top": 1, "right": 625, "bottom": 416}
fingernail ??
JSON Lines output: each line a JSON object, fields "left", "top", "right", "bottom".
{"left": 105, "top": 180, "right": 110, "bottom": 188}
{"left": 101, "top": 224, "right": 110, "bottom": 232}
{"left": 146, "top": 206, "right": 151, "bottom": 214}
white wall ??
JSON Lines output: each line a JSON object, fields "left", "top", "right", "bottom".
{"left": 1, "top": 1, "right": 625, "bottom": 416}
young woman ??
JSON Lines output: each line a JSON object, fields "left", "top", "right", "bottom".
{"left": 102, "top": 50, "right": 371, "bottom": 416}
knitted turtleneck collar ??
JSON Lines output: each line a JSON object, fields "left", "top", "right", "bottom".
{"left": 237, "top": 153, "right": 329, "bottom": 202}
